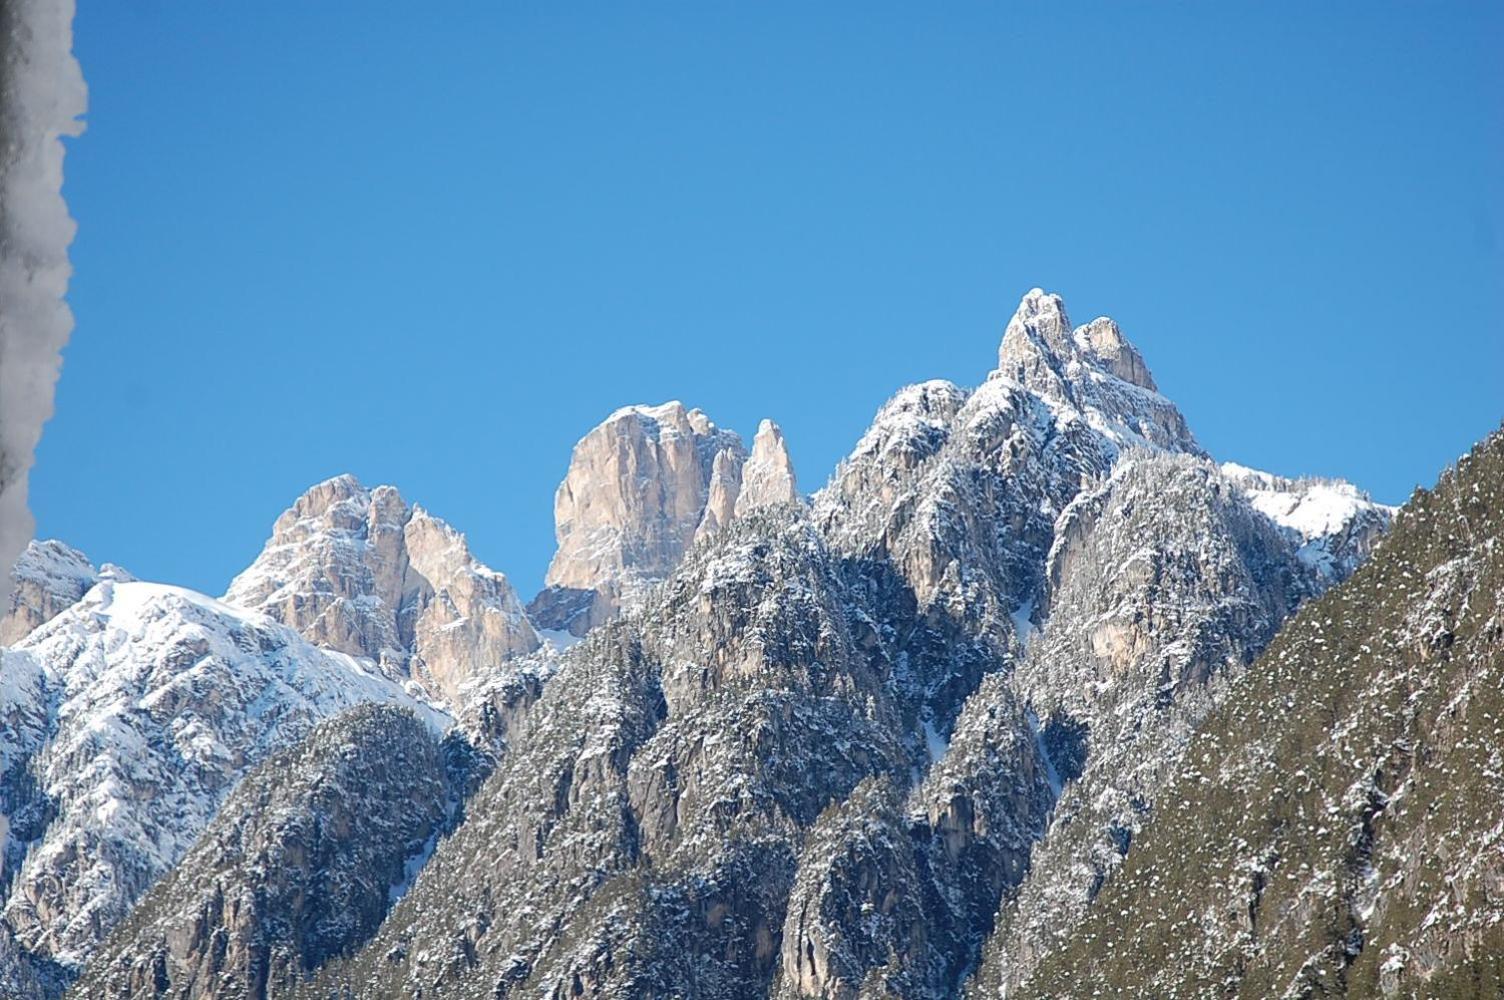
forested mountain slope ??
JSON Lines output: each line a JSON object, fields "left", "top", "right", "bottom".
{"left": 1023, "top": 430, "right": 1504, "bottom": 999}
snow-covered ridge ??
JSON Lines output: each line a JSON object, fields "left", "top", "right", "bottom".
{"left": 1221, "top": 461, "right": 1396, "bottom": 579}
{"left": 0, "top": 576, "right": 449, "bottom": 970}
{"left": 1221, "top": 461, "right": 1397, "bottom": 538}
{"left": 603, "top": 399, "right": 718, "bottom": 434}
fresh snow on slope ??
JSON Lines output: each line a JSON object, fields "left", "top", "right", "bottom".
{"left": 0, "top": 577, "right": 449, "bottom": 969}
{"left": 1221, "top": 462, "right": 1396, "bottom": 578}
{"left": 1221, "top": 462, "right": 1394, "bottom": 537}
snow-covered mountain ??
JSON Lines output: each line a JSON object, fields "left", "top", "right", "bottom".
{"left": 276, "top": 290, "right": 1395, "bottom": 999}
{"left": 0, "top": 287, "right": 1422, "bottom": 999}
{"left": 0, "top": 574, "right": 447, "bottom": 985}
{"left": 1221, "top": 461, "right": 1396, "bottom": 580}
{"left": 0, "top": 540, "right": 128, "bottom": 646}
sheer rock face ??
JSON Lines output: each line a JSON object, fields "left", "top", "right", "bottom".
{"left": 533, "top": 405, "right": 803, "bottom": 637}
{"left": 737, "top": 419, "right": 800, "bottom": 516}
{"left": 1, "top": 540, "right": 119, "bottom": 645}
{"left": 774, "top": 675, "right": 1056, "bottom": 1000}
{"left": 224, "top": 474, "right": 540, "bottom": 705}
{"left": 533, "top": 402, "right": 748, "bottom": 634}
{"left": 71, "top": 705, "right": 453, "bottom": 1000}
{"left": 0, "top": 578, "right": 448, "bottom": 981}
{"left": 543, "top": 402, "right": 746, "bottom": 592}
{"left": 1023, "top": 431, "right": 1504, "bottom": 998}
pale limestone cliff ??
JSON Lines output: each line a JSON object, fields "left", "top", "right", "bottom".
{"left": 535, "top": 403, "right": 803, "bottom": 636}
{"left": 736, "top": 419, "right": 799, "bottom": 516}
{"left": 224, "top": 475, "right": 538, "bottom": 704}
{"left": 543, "top": 402, "right": 745, "bottom": 597}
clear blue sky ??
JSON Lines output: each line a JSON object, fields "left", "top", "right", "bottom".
{"left": 35, "top": 2, "right": 1502, "bottom": 597}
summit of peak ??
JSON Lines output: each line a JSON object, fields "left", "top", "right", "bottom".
{"left": 991, "top": 287, "right": 1197, "bottom": 454}
{"left": 736, "top": 418, "right": 799, "bottom": 516}
{"left": 1003, "top": 288, "right": 1073, "bottom": 351}
{"left": 606, "top": 399, "right": 688, "bottom": 424}
{"left": 1073, "top": 316, "right": 1157, "bottom": 391}
{"left": 283, "top": 473, "right": 386, "bottom": 520}
{"left": 307, "top": 471, "right": 368, "bottom": 496}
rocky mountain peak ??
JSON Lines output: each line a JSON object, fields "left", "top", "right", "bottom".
{"left": 735, "top": 418, "right": 799, "bottom": 516}
{"left": 994, "top": 287, "right": 1197, "bottom": 454}
{"left": 2, "top": 540, "right": 97, "bottom": 645}
{"left": 535, "top": 403, "right": 803, "bottom": 636}
{"left": 541, "top": 402, "right": 744, "bottom": 593}
{"left": 1005, "top": 285, "right": 1071, "bottom": 345}
{"left": 1073, "top": 315, "right": 1157, "bottom": 390}
{"left": 224, "top": 475, "right": 539, "bottom": 703}
{"left": 997, "top": 288, "right": 1156, "bottom": 393}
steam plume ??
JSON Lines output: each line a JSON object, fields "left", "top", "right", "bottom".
{"left": 0, "top": 0, "right": 85, "bottom": 613}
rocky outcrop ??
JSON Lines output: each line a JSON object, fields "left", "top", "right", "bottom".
{"left": 530, "top": 402, "right": 748, "bottom": 636}
{"left": 1, "top": 540, "right": 108, "bottom": 645}
{"left": 775, "top": 778, "right": 931, "bottom": 1000}
{"left": 775, "top": 672, "right": 1056, "bottom": 1000}
{"left": 224, "top": 475, "right": 540, "bottom": 705}
{"left": 532, "top": 404, "right": 803, "bottom": 637}
{"left": 811, "top": 288, "right": 1204, "bottom": 737}
{"left": 1022, "top": 431, "right": 1504, "bottom": 998}
{"left": 71, "top": 704, "right": 454, "bottom": 1000}
{"left": 697, "top": 446, "right": 745, "bottom": 541}
{"left": 0, "top": 577, "right": 447, "bottom": 983}
{"left": 737, "top": 419, "right": 799, "bottom": 516}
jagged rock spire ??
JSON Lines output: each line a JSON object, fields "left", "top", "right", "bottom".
{"left": 735, "top": 419, "right": 799, "bottom": 516}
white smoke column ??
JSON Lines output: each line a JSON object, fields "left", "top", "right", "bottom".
{"left": 0, "top": 0, "right": 85, "bottom": 613}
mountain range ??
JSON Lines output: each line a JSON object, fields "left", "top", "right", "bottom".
{"left": 5, "top": 288, "right": 1491, "bottom": 1000}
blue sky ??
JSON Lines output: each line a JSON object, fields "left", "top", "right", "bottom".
{"left": 35, "top": 2, "right": 1503, "bottom": 597}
